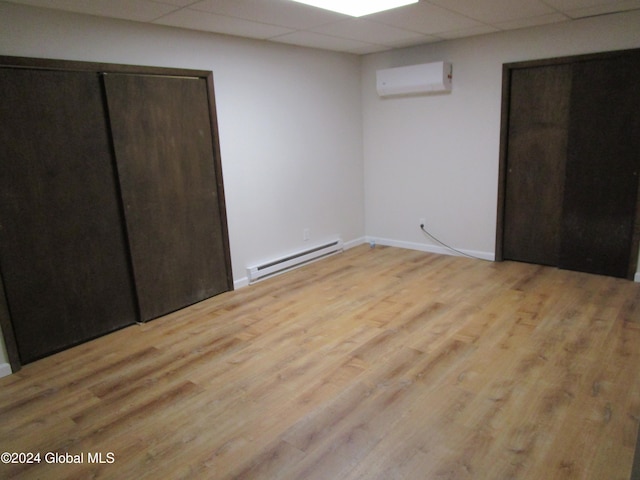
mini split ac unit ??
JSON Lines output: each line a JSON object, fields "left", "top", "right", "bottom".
{"left": 376, "top": 61, "right": 452, "bottom": 97}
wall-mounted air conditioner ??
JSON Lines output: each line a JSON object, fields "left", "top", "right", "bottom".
{"left": 376, "top": 61, "right": 452, "bottom": 97}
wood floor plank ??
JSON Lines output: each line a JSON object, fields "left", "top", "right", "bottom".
{"left": 1, "top": 245, "right": 639, "bottom": 479}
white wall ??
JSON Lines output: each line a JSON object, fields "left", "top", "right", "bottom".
{"left": 0, "top": 2, "right": 365, "bottom": 370}
{"left": 362, "top": 10, "right": 640, "bottom": 268}
{"left": 1, "top": 4, "right": 639, "bottom": 373}
{"left": 0, "top": 3, "right": 365, "bottom": 287}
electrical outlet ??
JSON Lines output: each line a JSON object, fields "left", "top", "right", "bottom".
{"left": 303, "top": 228, "right": 311, "bottom": 241}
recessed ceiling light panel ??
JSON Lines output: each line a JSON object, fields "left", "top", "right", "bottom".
{"left": 289, "top": 0, "right": 419, "bottom": 17}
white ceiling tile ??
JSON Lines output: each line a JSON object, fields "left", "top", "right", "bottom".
{"left": 188, "top": 0, "right": 347, "bottom": 29}
{"left": 542, "top": 0, "right": 635, "bottom": 8}
{"left": 8, "top": 0, "right": 178, "bottom": 21}
{"left": 310, "top": 18, "right": 427, "bottom": 46}
{"left": 429, "top": 0, "right": 556, "bottom": 23}
{"left": 154, "top": 8, "right": 295, "bottom": 38}
{"left": 436, "top": 24, "right": 501, "bottom": 40}
{"left": 385, "top": 35, "right": 442, "bottom": 48}
{"left": 547, "top": 0, "right": 640, "bottom": 18}
{"left": 271, "top": 30, "right": 377, "bottom": 52}
{"left": 365, "top": 2, "right": 486, "bottom": 35}
{"left": 151, "top": 0, "right": 200, "bottom": 7}
{"left": 4, "top": 0, "right": 639, "bottom": 54}
{"left": 496, "top": 12, "right": 569, "bottom": 29}
{"left": 347, "top": 44, "right": 394, "bottom": 55}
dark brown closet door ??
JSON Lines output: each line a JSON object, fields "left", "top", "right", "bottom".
{"left": 502, "top": 64, "right": 573, "bottom": 265}
{"left": 0, "top": 69, "right": 137, "bottom": 363}
{"left": 103, "top": 74, "right": 230, "bottom": 321}
{"left": 559, "top": 53, "right": 640, "bottom": 278}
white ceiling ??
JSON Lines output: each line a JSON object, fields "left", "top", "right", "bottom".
{"left": 4, "top": 0, "right": 640, "bottom": 54}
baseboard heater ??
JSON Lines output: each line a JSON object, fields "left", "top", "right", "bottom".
{"left": 247, "top": 238, "right": 343, "bottom": 283}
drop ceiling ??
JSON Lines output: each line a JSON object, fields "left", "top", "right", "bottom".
{"left": 4, "top": 0, "right": 640, "bottom": 54}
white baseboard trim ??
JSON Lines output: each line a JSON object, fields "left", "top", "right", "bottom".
{"left": 0, "top": 363, "right": 12, "bottom": 378}
{"left": 343, "top": 236, "right": 367, "bottom": 250}
{"left": 234, "top": 277, "right": 250, "bottom": 290}
{"left": 364, "top": 237, "right": 640, "bottom": 277}
{"left": 365, "top": 236, "right": 495, "bottom": 261}
{"left": 232, "top": 236, "right": 495, "bottom": 289}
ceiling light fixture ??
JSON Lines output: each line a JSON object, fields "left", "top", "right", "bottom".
{"left": 289, "top": 0, "right": 419, "bottom": 17}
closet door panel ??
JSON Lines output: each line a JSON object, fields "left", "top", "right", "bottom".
{"left": 502, "top": 65, "right": 572, "bottom": 265}
{"left": 104, "top": 74, "right": 230, "bottom": 321}
{"left": 559, "top": 53, "right": 640, "bottom": 278}
{"left": 0, "top": 69, "right": 138, "bottom": 363}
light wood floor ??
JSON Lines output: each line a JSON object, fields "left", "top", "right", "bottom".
{"left": 1, "top": 245, "right": 640, "bottom": 479}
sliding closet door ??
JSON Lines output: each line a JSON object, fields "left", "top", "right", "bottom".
{"left": 501, "top": 49, "right": 640, "bottom": 279}
{"left": 103, "top": 74, "right": 231, "bottom": 321}
{"left": 502, "top": 64, "right": 573, "bottom": 265}
{"left": 559, "top": 53, "right": 640, "bottom": 278}
{"left": 0, "top": 69, "right": 138, "bottom": 363}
